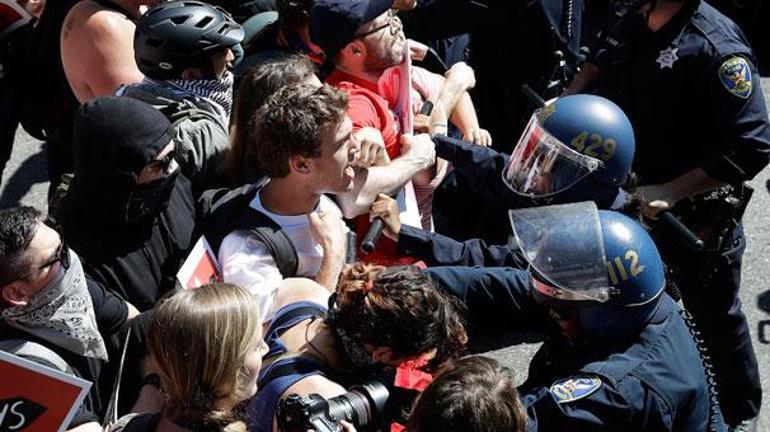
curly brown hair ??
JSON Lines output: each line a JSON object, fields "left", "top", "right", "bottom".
{"left": 227, "top": 55, "right": 317, "bottom": 185}
{"left": 333, "top": 263, "right": 468, "bottom": 372}
{"left": 249, "top": 82, "right": 348, "bottom": 178}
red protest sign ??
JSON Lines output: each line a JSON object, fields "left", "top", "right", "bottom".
{"left": 176, "top": 236, "right": 222, "bottom": 289}
{"left": 0, "top": 350, "right": 91, "bottom": 432}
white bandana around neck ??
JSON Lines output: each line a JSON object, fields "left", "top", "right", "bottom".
{"left": 168, "top": 71, "right": 234, "bottom": 123}
{"left": 1, "top": 251, "right": 108, "bottom": 361}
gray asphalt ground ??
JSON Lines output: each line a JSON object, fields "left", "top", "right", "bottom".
{"left": 2, "top": 79, "right": 769, "bottom": 429}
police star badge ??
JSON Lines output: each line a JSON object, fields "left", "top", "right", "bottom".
{"left": 656, "top": 46, "right": 679, "bottom": 69}
{"left": 719, "top": 56, "right": 753, "bottom": 99}
{"left": 549, "top": 375, "right": 602, "bottom": 403}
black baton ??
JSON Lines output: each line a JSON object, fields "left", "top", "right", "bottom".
{"left": 659, "top": 211, "right": 704, "bottom": 251}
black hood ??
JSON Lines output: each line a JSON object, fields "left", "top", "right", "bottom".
{"left": 65, "top": 96, "right": 174, "bottom": 225}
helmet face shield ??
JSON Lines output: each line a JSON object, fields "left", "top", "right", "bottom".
{"left": 510, "top": 202, "right": 612, "bottom": 303}
{"left": 503, "top": 114, "right": 602, "bottom": 198}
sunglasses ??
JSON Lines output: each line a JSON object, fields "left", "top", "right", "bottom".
{"left": 145, "top": 147, "right": 176, "bottom": 174}
{"left": 354, "top": 9, "right": 401, "bottom": 38}
{"left": 15, "top": 218, "right": 71, "bottom": 282}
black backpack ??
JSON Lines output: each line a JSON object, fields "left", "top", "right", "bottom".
{"left": 197, "top": 182, "right": 298, "bottom": 278}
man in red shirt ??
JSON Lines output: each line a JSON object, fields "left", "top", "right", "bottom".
{"left": 310, "top": 0, "right": 477, "bottom": 263}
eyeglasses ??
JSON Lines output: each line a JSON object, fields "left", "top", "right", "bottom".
{"left": 354, "top": 9, "right": 401, "bottom": 38}
{"left": 145, "top": 147, "right": 176, "bottom": 174}
{"left": 15, "top": 218, "right": 71, "bottom": 282}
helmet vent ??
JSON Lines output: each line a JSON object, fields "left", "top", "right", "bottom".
{"left": 195, "top": 16, "right": 213, "bottom": 28}
{"left": 170, "top": 15, "right": 189, "bottom": 25}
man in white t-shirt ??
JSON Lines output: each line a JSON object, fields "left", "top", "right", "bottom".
{"left": 218, "top": 83, "right": 353, "bottom": 316}
{"left": 217, "top": 82, "right": 428, "bottom": 317}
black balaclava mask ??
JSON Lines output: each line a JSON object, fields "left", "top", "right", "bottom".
{"left": 70, "top": 96, "right": 176, "bottom": 226}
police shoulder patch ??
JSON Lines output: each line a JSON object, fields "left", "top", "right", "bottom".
{"left": 549, "top": 375, "right": 602, "bottom": 404}
{"left": 718, "top": 56, "right": 753, "bottom": 99}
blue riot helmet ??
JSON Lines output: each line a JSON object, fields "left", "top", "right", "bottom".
{"left": 502, "top": 94, "right": 635, "bottom": 208}
{"left": 510, "top": 202, "right": 666, "bottom": 341}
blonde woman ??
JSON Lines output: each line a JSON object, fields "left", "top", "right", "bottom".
{"left": 110, "top": 283, "right": 268, "bottom": 432}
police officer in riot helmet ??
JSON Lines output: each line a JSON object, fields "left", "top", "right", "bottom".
{"left": 424, "top": 93, "right": 636, "bottom": 217}
{"left": 509, "top": 202, "right": 725, "bottom": 430}
{"left": 500, "top": 93, "right": 636, "bottom": 209}
{"left": 565, "top": 0, "right": 770, "bottom": 429}
{"left": 372, "top": 93, "right": 639, "bottom": 269}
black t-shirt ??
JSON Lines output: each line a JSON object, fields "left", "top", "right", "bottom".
{"left": 87, "top": 276, "right": 129, "bottom": 337}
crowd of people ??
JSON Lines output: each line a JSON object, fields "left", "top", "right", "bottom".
{"left": 1, "top": 0, "right": 769, "bottom": 431}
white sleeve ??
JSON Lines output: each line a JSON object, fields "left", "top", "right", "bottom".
{"left": 218, "top": 230, "right": 283, "bottom": 318}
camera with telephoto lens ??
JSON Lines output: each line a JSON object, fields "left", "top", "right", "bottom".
{"left": 276, "top": 380, "right": 389, "bottom": 432}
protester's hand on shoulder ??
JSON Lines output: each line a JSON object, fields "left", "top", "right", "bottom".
{"left": 463, "top": 128, "right": 492, "bottom": 147}
{"left": 354, "top": 127, "right": 390, "bottom": 167}
{"left": 370, "top": 193, "right": 402, "bottom": 241}
{"left": 308, "top": 210, "right": 348, "bottom": 260}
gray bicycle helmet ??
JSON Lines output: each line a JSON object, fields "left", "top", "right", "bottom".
{"left": 135, "top": 0, "right": 244, "bottom": 79}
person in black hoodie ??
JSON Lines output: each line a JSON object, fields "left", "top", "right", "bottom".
{"left": 56, "top": 96, "right": 196, "bottom": 312}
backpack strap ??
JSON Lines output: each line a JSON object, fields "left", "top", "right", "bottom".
{"left": 246, "top": 223, "right": 298, "bottom": 279}
{"left": 201, "top": 183, "right": 299, "bottom": 278}
{"left": 267, "top": 304, "right": 327, "bottom": 338}
{"left": 258, "top": 352, "right": 327, "bottom": 390}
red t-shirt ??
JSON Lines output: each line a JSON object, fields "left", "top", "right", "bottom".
{"left": 326, "top": 69, "right": 402, "bottom": 158}
{"left": 326, "top": 69, "right": 417, "bottom": 266}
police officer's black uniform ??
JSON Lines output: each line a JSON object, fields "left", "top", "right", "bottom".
{"left": 521, "top": 295, "right": 721, "bottom": 431}
{"left": 587, "top": 0, "right": 769, "bottom": 424}
{"left": 422, "top": 266, "right": 725, "bottom": 431}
